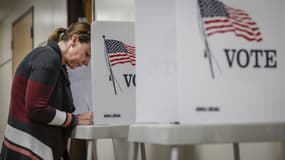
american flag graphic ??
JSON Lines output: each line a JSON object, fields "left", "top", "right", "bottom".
{"left": 198, "top": 0, "right": 263, "bottom": 42}
{"left": 104, "top": 39, "right": 136, "bottom": 66}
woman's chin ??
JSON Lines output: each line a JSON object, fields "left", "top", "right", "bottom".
{"left": 67, "top": 62, "right": 81, "bottom": 69}
{"left": 66, "top": 64, "right": 75, "bottom": 69}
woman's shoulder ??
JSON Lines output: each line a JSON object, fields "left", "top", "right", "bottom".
{"left": 33, "top": 46, "right": 60, "bottom": 59}
{"left": 30, "top": 46, "right": 61, "bottom": 68}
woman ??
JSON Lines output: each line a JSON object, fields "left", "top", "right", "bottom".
{"left": 0, "top": 22, "right": 93, "bottom": 160}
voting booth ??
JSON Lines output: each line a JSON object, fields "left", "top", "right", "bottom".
{"left": 70, "top": 0, "right": 285, "bottom": 125}
{"left": 137, "top": 0, "right": 285, "bottom": 124}
{"left": 68, "top": 1, "right": 285, "bottom": 160}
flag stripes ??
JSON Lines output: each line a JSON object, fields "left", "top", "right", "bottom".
{"left": 105, "top": 39, "right": 136, "bottom": 66}
{"left": 199, "top": 0, "right": 263, "bottom": 42}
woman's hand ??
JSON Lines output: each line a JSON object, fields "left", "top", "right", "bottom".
{"left": 77, "top": 112, "right": 94, "bottom": 125}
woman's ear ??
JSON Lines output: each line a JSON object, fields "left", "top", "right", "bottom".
{"left": 71, "top": 34, "right": 79, "bottom": 46}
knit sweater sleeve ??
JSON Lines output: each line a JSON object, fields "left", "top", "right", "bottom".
{"left": 25, "top": 48, "right": 78, "bottom": 127}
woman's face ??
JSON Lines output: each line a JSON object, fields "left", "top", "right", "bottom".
{"left": 66, "top": 39, "right": 91, "bottom": 69}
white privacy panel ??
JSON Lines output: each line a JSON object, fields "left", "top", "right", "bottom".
{"left": 177, "top": 0, "right": 285, "bottom": 124}
{"left": 135, "top": 0, "right": 178, "bottom": 123}
{"left": 91, "top": 21, "right": 136, "bottom": 124}
{"left": 69, "top": 66, "right": 92, "bottom": 114}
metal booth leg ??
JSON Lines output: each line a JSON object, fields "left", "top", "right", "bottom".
{"left": 128, "top": 142, "right": 139, "bottom": 160}
{"left": 112, "top": 138, "right": 129, "bottom": 160}
{"left": 140, "top": 143, "right": 146, "bottom": 160}
{"left": 170, "top": 146, "right": 179, "bottom": 160}
{"left": 87, "top": 140, "right": 97, "bottom": 160}
{"left": 93, "top": 140, "right": 97, "bottom": 160}
{"left": 233, "top": 143, "right": 240, "bottom": 160}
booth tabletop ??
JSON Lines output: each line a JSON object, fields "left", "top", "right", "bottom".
{"left": 71, "top": 124, "right": 129, "bottom": 140}
{"left": 128, "top": 123, "right": 285, "bottom": 145}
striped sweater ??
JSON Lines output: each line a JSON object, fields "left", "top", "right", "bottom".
{"left": 1, "top": 41, "right": 78, "bottom": 160}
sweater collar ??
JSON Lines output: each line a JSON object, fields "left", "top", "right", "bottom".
{"left": 47, "top": 40, "right": 62, "bottom": 62}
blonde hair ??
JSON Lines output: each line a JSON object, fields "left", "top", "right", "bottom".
{"left": 48, "top": 22, "right": 90, "bottom": 43}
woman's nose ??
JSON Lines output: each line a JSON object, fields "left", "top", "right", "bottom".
{"left": 83, "top": 58, "right": 90, "bottom": 66}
